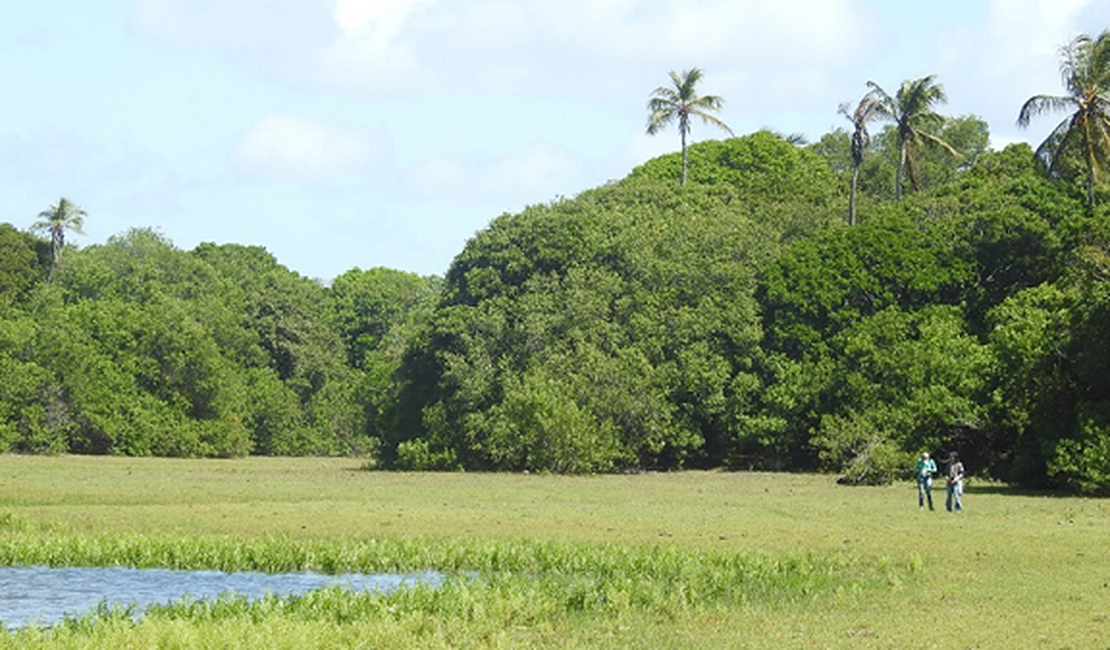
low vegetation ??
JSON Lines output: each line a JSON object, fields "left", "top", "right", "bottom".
{"left": 0, "top": 457, "right": 1106, "bottom": 647}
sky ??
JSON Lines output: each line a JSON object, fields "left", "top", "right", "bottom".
{"left": 3, "top": 1, "right": 1110, "bottom": 282}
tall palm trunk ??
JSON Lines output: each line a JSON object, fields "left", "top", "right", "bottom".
{"left": 680, "top": 127, "right": 688, "bottom": 185}
{"left": 1084, "top": 121, "right": 1097, "bottom": 209}
{"left": 849, "top": 165, "right": 860, "bottom": 226}
{"left": 896, "top": 144, "right": 908, "bottom": 200}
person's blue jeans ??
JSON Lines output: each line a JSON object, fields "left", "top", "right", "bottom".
{"left": 946, "top": 481, "right": 962, "bottom": 512}
{"left": 917, "top": 475, "right": 934, "bottom": 509}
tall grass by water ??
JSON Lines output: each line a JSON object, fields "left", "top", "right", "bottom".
{"left": 0, "top": 455, "right": 1107, "bottom": 647}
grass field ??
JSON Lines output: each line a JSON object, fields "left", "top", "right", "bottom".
{"left": 0, "top": 455, "right": 1107, "bottom": 648}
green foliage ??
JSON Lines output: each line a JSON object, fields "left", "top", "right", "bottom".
{"left": 389, "top": 171, "right": 777, "bottom": 472}
{"left": 630, "top": 130, "right": 837, "bottom": 207}
{"left": 2, "top": 109, "right": 1110, "bottom": 491}
{"left": 329, "top": 267, "right": 440, "bottom": 450}
{"left": 815, "top": 411, "right": 909, "bottom": 486}
{"left": 760, "top": 211, "right": 972, "bottom": 358}
{"left": 811, "top": 306, "right": 993, "bottom": 484}
{"left": 1049, "top": 402, "right": 1110, "bottom": 494}
{"left": 330, "top": 268, "right": 439, "bottom": 370}
{"left": 0, "top": 224, "right": 44, "bottom": 302}
{"left": 486, "top": 365, "right": 626, "bottom": 473}
{"left": 755, "top": 154, "right": 1072, "bottom": 480}
{"left": 0, "top": 230, "right": 378, "bottom": 458}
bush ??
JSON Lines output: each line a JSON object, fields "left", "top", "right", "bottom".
{"left": 394, "top": 439, "right": 459, "bottom": 471}
{"left": 815, "top": 413, "right": 910, "bottom": 485}
{"left": 1048, "top": 402, "right": 1110, "bottom": 494}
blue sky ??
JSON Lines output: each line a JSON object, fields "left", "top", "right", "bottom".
{"left": 3, "top": 1, "right": 1109, "bottom": 281}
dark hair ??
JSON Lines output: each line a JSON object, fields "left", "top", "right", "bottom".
{"left": 949, "top": 451, "right": 959, "bottom": 460}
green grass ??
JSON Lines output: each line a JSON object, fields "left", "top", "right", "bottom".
{"left": 0, "top": 455, "right": 1107, "bottom": 647}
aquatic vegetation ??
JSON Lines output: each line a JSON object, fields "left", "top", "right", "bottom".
{"left": 0, "top": 531, "right": 888, "bottom": 643}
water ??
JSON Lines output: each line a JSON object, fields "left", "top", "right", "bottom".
{"left": 0, "top": 566, "right": 440, "bottom": 629}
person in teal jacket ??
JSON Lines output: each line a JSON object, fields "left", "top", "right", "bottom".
{"left": 914, "top": 451, "right": 937, "bottom": 510}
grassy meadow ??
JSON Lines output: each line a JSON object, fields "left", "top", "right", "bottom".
{"left": 0, "top": 455, "right": 1107, "bottom": 648}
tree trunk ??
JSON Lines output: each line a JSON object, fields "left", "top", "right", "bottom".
{"left": 680, "top": 128, "right": 688, "bottom": 186}
{"left": 896, "top": 144, "right": 907, "bottom": 200}
{"left": 1087, "top": 130, "right": 1097, "bottom": 211}
{"left": 849, "top": 165, "right": 860, "bottom": 226}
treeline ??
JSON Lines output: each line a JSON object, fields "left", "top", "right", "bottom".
{"left": 383, "top": 125, "right": 1110, "bottom": 493}
{"left": 2, "top": 126, "right": 1109, "bottom": 493}
{"left": 0, "top": 228, "right": 438, "bottom": 459}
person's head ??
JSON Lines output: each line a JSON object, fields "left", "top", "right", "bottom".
{"left": 949, "top": 451, "right": 959, "bottom": 461}
{"left": 922, "top": 452, "right": 930, "bottom": 459}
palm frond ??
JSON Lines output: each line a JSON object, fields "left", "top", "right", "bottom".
{"left": 863, "top": 81, "right": 896, "bottom": 120}
{"left": 645, "top": 68, "right": 731, "bottom": 139}
{"left": 1020, "top": 30, "right": 1110, "bottom": 207}
{"left": 695, "top": 111, "right": 735, "bottom": 136}
{"left": 1017, "top": 94, "right": 1076, "bottom": 126}
{"left": 1060, "top": 34, "right": 1094, "bottom": 95}
{"left": 29, "top": 219, "right": 53, "bottom": 234}
{"left": 915, "top": 129, "right": 964, "bottom": 159}
{"left": 689, "top": 93, "right": 725, "bottom": 112}
{"left": 1035, "top": 116, "right": 1080, "bottom": 177}
{"left": 676, "top": 68, "right": 704, "bottom": 97}
{"left": 646, "top": 106, "right": 676, "bottom": 135}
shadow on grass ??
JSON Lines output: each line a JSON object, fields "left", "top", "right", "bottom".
{"left": 961, "top": 483, "right": 1073, "bottom": 498}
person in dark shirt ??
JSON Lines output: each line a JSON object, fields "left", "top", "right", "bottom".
{"left": 945, "top": 452, "right": 965, "bottom": 513}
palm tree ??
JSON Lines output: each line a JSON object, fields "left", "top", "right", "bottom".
{"left": 30, "top": 197, "right": 86, "bottom": 280}
{"left": 838, "top": 96, "right": 884, "bottom": 225}
{"left": 1017, "top": 30, "right": 1110, "bottom": 210}
{"left": 866, "top": 75, "right": 961, "bottom": 199}
{"left": 646, "top": 68, "right": 734, "bottom": 185}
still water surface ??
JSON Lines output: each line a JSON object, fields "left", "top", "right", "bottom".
{"left": 0, "top": 566, "right": 440, "bottom": 629}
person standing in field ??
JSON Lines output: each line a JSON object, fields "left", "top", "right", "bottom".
{"left": 914, "top": 451, "right": 937, "bottom": 510}
{"left": 945, "top": 451, "right": 965, "bottom": 513}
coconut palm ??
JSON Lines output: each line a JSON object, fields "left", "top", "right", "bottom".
{"left": 30, "top": 197, "right": 86, "bottom": 280}
{"left": 866, "top": 75, "right": 961, "bottom": 199}
{"left": 1017, "top": 30, "right": 1110, "bottom": 210}
{"left": 838, "top": 96, "right": 884, "bottom": 225}
{"left": 646, "top": 68, "right": 734, "bottom": 185}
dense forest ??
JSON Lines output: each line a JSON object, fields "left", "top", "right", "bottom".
{"left": 4, "top": 56, "right": 1110, "bottom": 493}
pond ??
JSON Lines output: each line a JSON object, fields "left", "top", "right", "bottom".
{"left": 0, "top": 566, "right": 441, "bottom": 629}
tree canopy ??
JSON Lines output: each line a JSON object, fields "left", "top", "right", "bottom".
{"left": 3, "top": 52, "right": 1110, "bottom": 495}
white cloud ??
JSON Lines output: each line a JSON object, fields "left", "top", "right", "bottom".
{"left": 130, "top": 0, "right": 334, "bottom": 54}
{"left": 130, "top": 0, "right": 868, "bottom": 102}
{"left": 230, "top": 114, "right": 387, "bottom": 183}
{"left": 314, "top": 0, "right": 433, "bottom": 89}
{"left": 333, "top": 0, "right": 430, "bottom": 39}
